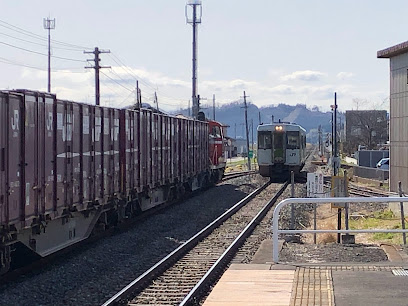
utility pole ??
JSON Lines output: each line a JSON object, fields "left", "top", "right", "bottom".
{"left": 136, "top": 81, "right": 142, "bottom": 109}
{"left": 234, "top": 123, "right": 237, "bottom": 139}
{"left": 251, "top": 119, "right": 254, "bottom": 150}
{"left": 333, "top": 92, "right": 338, "bottom": 174}
{"left": 154, "top": 92, "right": 159, "bottom": 111}
{"left": 43, "top": 17, "right": 55, "bottom": 93}
{"left": 332, "top": 92, "right": 341, "bottom": 243}
{"left": 258, "top": 111, "right": 261, "bottom": 125}
{"left": 84, "top": 47, "right": 111, "bottom": 106}
{"left": 318, "top": 125, "right": 322, "bottom": 155}
{"left": 212, "top": 94, "right": 216, "bottom": 120}
{"left": 242, "top": 91, "right": 251, "bottom": 171}
{"left": 186, "top": 0, "right": 202, "bottom": 118}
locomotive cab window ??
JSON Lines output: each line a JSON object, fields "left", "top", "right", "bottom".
{"left": 211, "top": 126, "right": 221, "bottom": 138}
{"left": 258, "top": 131, "right": 272, "bottom": 149}
{"left": 286, "top": 131, "right": 300, "bottom": 149}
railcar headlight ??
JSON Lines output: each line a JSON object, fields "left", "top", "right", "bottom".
{"left": 275, "top": 126, "right": 283, "bottom": 131}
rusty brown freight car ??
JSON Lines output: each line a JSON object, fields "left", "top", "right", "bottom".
{"left": 0, "top": 90, "right": 214, "bottom": 274}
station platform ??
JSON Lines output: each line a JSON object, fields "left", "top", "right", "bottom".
{"left": 203, "top": 241, "right": 408, "bottom": 306}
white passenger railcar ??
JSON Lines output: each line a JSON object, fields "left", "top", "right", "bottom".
{"left": 257, "top": 122, "right": 307, "bottom": 178}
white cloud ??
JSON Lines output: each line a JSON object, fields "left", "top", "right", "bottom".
{"left": 281, "top": 70, "right": 327, "bottom": 82}
{"left": 268, "top": 85, "right": 294, "bottom": 95}
{"left": 337, "top": 72, "right": 354, "bottom": 80}
{"left": 6, "top": 65, "right": 384, "bottom": 114}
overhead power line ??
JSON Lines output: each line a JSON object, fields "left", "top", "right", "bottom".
{"left": 0, "top": 55, "right": 88, "bottom": 73}
{"left": 0, "top": 18, "right": 93, "bottom": 50}
{"left": 0, "top": 41, "right": 85, "bottom": 62}
{"left": 100, "top": 70, "right": 133, "bottom": 92}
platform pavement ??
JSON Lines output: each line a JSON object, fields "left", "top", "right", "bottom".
{"left": 203, "top": 240, "right": 408, "bottom": 306}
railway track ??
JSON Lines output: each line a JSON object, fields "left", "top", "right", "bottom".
{"left": 103, "top": 181, "right": 288, "bottom": 306}
{"left": 221, "top": 170, "right": 257, "bottom": 182}
{"left": 348, "top": 183, "right": 392, "bottom": 197}
{"left": 324, "top": 181, "right": 391, "bottom": 198}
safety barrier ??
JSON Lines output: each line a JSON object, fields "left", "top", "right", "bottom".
{"left": 272, "top": 197, "right": 408, "bottom": 263}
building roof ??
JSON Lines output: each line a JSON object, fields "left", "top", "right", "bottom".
{"left": 377, "top": 40, "right": 408, "bottom": 58}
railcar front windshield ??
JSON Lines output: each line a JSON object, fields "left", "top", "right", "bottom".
{"left": 286, "top": 131, "right": 300, "bottom": 149}
{"left": 258, "top": 131, "right": 272, "bottom": 149}
{"left": 211, "top": 125, "right": 222, "bottom": 138}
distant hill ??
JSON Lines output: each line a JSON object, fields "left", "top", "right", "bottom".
{"left": 173, "top": 102, "right": 344, "bottom": 144}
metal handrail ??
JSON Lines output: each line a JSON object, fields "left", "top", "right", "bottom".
{"left": 272, "top": 196, "right": 408, "bottom": 263}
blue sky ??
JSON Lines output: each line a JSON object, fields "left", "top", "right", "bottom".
{"left": 0, "top": 1, "right": 405, "bottom": 112}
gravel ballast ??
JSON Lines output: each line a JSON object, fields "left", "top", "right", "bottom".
{"left": 280, "top": 243, "right": 389, "bottom": 263}
{"left": 0, "top": 176, "right": 266, "bottom": 306}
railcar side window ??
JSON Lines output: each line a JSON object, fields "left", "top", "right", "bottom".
{"left": 286, "top": 131, "right": 300, "bottom": 149}
{"left": 258, "top": 131, "right": 272, "bottom": 149}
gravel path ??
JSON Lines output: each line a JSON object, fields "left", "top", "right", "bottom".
{"left": 280, "top": 243, "right": 388, "bottom": 263}
{"left": 0, "top": 176, "right": 266, "bottom": 306}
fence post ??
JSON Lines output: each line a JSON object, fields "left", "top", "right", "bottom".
{"left": 290, "top": 171, "right": 295, "bottom": 230}
{"left": 398, "top": 181, "right": 407, "bottom": 245}
{"left": 344, "top": 171, "right": 349, "bottom": 231}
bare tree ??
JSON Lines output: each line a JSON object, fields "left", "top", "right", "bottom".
{"left": 345, "top": 110, "right": 388, "bottom": 153}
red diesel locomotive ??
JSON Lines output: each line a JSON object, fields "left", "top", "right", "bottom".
{"left": 0, "top": 90, "right": 225, "bottom": 274}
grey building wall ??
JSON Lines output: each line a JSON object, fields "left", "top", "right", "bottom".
{"left": 390, "top": 52, "right": 408, "bottom": 192}
{"left": 356, "top": 150, "right": 389, "bottom": 168}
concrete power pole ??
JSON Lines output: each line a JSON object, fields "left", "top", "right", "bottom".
{"left": 43, "top": 17, "right": 55, "bottom": 93}
{"left": 213, "top": 94, "right": 216, "bottom": 120}
{"left": 84, "top": 47, "right": 111, "bottom": 106}
{"left": 242, "top": 91, "right": 251, "bottom": 171}
{"left": 154, "top": 92, "right": 159, "bottom": 111}
{"left": 318, "top": 125, "right": 322, "bottom": 155}
{"left": 186, "top": 0, "right": 202, "bottom": 118}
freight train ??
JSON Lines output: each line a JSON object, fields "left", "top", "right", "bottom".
{"left": 0, "top": 89, "right": 226, "bottom": 274}
{"left": 257, "top": 121, "right": 307, "bottom": 179}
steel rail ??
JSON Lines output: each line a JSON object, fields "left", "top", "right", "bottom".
{"left": 221, "top": 170, "right": 257, "bottom": 181}
{"left": 179, "top": 181, "right": 289, "bottom": 306}
{"left": 102, "top": 180, "right": 271, "bottom": 306}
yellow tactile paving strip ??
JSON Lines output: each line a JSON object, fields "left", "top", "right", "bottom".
{"left": 290, "top": 267, "right": 334, "bottom": 306}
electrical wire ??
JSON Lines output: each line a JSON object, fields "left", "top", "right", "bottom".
{"left": 0, "top": 56, "right": 87, "bottom": 73}
{"left": 0, "top": 18, "right": 93, "bottom": 50}
{"left": 100, "top": 70, "right": 134, "bottom": 92}
{"left": 108, "top": 53, "right": 188, "bottom": 107}
{"left": 0, "top": 31, "right": 84, "bottom": 52}
{"left": 0, "top": 41, "right": 85, "bottom": 62}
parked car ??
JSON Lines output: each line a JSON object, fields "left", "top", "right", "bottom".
{"left": 376, "top": 158, "right": 389, "bottom": 170}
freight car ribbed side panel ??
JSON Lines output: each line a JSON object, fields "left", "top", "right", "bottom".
{"left": 5, "top": 94, "right": 22, "bottom": 225}
{"left": 158, "top": 115, "right": 164, "bottom": 185}
{"left": 113, "top": 109, "right": 120, "bottom": 195}
{"left": 56, "top": 101, "right": 73, "bottom": 211}
{"left": 0, "top": 95, "right": 6, "bottom": 225}
{"left": 134, "top": 110, "right": 140, "bottom": 190}
{"left": 82, "top": 105, "right": 93, "bottom": 204}
{"left": 43, "top": 96, "right": 55, "bottom": 214}
{"left": 171, "top": 117, "right": 178, "bottom": 180}
{"left": 152, "top": 113, "right": 158, "bottom": 186}
{"left": 103, "top": 108, "right": 116, "bottom": 197}
{"left": 24, "top": 94, "right": 37, "bottom": 221}
{"left": 188, "top": 120, "right": 193, "bottom": 176}
{"left": 72, "top": 103, "right": 81, "bottom": 206}
{"left": 163, "top": 116, "right": 170, "bottom": 183}
{"left": 36, "top": 94, "right": 44, "bottom": 217}
{"left": 140, "top": 110, "right": 147, "bottom": 188}
{"left": 94, "top": 107, "right": 103, "bottom": 201}
{"left": 101, "top": 108, "right": 108, "bottom": 199}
